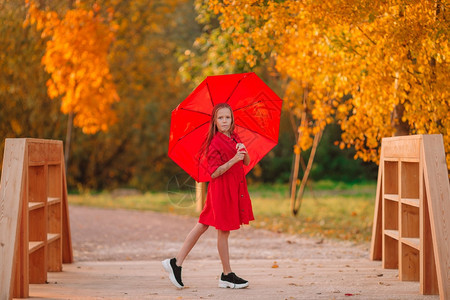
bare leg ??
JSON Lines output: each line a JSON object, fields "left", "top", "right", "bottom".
{"left": 217, "top": 230, "right": 232, "bottom": 274}
{"left": 175, "top": 223, "right": 209, "bottom": 266}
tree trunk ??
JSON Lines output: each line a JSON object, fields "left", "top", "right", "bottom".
{"left": 392, "top": 103, "right": 410, "bottom": 136}
{"left": 290, "top": 85, "right": 309, "bottom": 214}
{"left": 292, "top": 128, "right": 324, "bottom": 215}
{"left": 64, "top": 112, "right": 74, "bottom": 175}
{"left": 290, "top": 151, "right": 301, "bottom": 212}
{"left": 391, "top": 72, "right": 410, "bottom": 136}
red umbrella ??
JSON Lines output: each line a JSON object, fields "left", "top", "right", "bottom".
{"left": 168, "top": 72, "right": 283, "bottom": 182}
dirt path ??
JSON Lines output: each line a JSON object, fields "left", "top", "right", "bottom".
{"left": 70, "top": 205, "right": 369, "bottom": 262}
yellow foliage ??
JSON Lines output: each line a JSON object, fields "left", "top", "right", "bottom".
{"left": 209, "top": 0, "right": 450, "bottom": 169}
{"left": 25, "top": 1, "right": 119, "bottom": 134}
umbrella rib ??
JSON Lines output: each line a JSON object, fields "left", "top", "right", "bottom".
{"left": 233, "top": 99, "right": 283, "bottom": 112}
{"left": 176, "top": 121, "right": 210, "bottom": 142}
{"left": 225, "top": 73, "right": 250, "bottom": 103}
{"left": 233, "top": 100, "right": 262, "bottom": 112}
{"left": 197, "top": 149, "right": 202, "bottom": 181}
{"left": 205, "top": 81, "right": 215, "bottom": 108}
{"left": 180, "top": 107, "right": 211, "bottom": 116}
{"left": 235, "top": 124, "right": 277, "bottom": 142}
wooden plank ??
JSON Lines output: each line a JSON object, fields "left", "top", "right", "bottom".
{"left": 421, "top": 181, "right": 439, "bottom": 294}
{"left": 401, "top": 198, "right": 420, "bottom": 207}
{"left": 401, "top": 161, "right": 420, "bottom": 199}
{"left": 400, "top": 243, "right": 420, "bottom": 281}
{"left": 29, "top": 202, "right": 45, "bottom": 211}
{"left": 13, "top": 143, "right": 29, "bottom": 298}
{"left": 383, "top": 157, "right": 399, "bottom": 162}
{"left": 421, "top": 134, "right": 450, "bottom": 300}
{"left": 383, "top": 234, "right": 399, "bottom": 269}
{"left": 28, "top": 241, "right": 45, "bottom": 254}
{"left": 384, "top": 198, "right": 398, "bottom": 231}
{"left": 47, "top": 233, "right": 60, "bottom": 244}
{"left": 0, "top": 139, "right": 26, "bottom": 300}
{"left": 382, "top": 136, "right": 421, "bottom": 158}
{"left": 28, "top": 259, "right": 440, "bottom": 300}
{"left": 48, "top": 202, "right": 61, "bottom": 235}
{"left": 384, "top": 160, "right": 399, "bottom": 194}
{"left": 48, "top": 164, "right": 62, "bottom": 199}
{"left": 47, "top": 142, "right": 62, "bottom": 162}
{"left": 370, "top": 154, "right": 383, "bottom": 261}
{"left": 385, "top": 194, "right": 399, "bottom": 201}
{"left": 28, "top": 142, "right": 46, "bottom": 164}
{"left": 47, "top": 235, "right": 62, "bottom": 272}
{"left": 401, "top": 203, "right": 419, "bottom": 238}
{"left": 401, "top": 238, "right": 420, "bottom": 250}
{"left": 61, "top": 154, "right": 73, "bottom": 264}
{"left": 13, "top": 178, "right": 29, "bottom": 298}
{"left": 47, "top": 197, "right": 61, "bottom": 206}
{"left": 385, "top": 229, "right": 399, "bottom": 240}
{"left": 29, "top": 246, "right": 46, "bottom": 283}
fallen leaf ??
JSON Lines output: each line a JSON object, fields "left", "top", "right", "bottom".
{"left": 288, "top": 283, "right": 301, "bottom": 286}
{"left": 272, "top": 261, "right": 279, "bottom": 268}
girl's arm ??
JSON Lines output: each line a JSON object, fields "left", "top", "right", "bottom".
{"left": 243, "top": 151, "right": 250, "bottom": 166}
{"left": 211, "top": 152, "right": 244, "bottom": 179}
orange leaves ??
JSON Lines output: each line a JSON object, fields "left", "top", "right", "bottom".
{"left": 26, "top": 1, "right": 118, "bottom": 134}
{"left": 210, "top": 0, "right": 450, "bottom": 169}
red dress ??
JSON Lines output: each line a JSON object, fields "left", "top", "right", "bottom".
{"left": 198, "top": 132, "right": 254, "bottom": 231}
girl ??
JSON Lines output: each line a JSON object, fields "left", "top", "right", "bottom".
{"left": 162, "top": 103, "right": 254, "bottom": 289}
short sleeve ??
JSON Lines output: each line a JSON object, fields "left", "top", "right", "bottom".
{"left": 207, "top": 140, "right": 222, "bottom": 175}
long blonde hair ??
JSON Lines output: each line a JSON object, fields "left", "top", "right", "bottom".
{"left": 200, "top": 103, "right": 235, "bottom": 155}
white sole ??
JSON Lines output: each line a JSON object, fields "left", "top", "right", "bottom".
{"left": 218, "top": 280, "right": 249, "bottom": 289}
{"left": 162, "top": 259, "right": 183, "bottom": 289}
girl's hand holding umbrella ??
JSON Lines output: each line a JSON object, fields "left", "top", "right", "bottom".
{"left": 236, "top": 143, "right": 246, "bottom": 152}
{"left": 233, "top": 151, "right": 245, "bottom": 162}
{"left": 236, "top": 143, "right": 250, "bottom": 166}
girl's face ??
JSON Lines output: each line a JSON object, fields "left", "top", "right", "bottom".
{"left": 215, "top": 107, "right": 232, "bottom": 134}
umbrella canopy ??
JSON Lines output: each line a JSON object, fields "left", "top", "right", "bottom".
{"left": 168, "top": 72, "right": 283, "bottom": 182}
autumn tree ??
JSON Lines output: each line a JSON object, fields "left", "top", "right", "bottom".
{"left": 207, "top": 0, "right": 449, "bottom": 213}
{"left": 26, "top": 0, "right": 119, "bottom": 166}
{"left": 65, "top": 0, "right": 189, "bottom": 190}
{"left": 207, "top": 0, "right": 350, "bottom": 213}
{"left": 2, "top": 0, "right": 192, "bottom": 190}
{"left": 0, "top": 0, "right": 66, "bottom": 162}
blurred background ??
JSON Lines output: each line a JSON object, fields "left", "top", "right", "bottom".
{"left": 3, "top": 0, "right": 448, "bottom": 242}
{"left": 0, "top": 0, "right": 384, "bottom": 191}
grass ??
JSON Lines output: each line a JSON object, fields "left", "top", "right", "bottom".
{"left": 68, "top": 180, "right": 377, "bottom": 243}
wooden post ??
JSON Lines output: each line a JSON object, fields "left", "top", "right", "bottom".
{"left": 421, "top": 135, "right": 450, "bottom": 299}
{"left": 196, "top": 182, "right": 206, "bottom": 212}
{"left": 0, "top": 139, "right": 26, "bottom": 300}
{"left": 370, "top": 134, "right": 449, "bottom": 299}
{"left": 0, "top": 138, "right": 73, "bottom": 299}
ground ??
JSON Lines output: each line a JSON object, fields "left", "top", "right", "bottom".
{"left": 70, "top": 205, "right": 367, "bottom": 262}
{"left": 28, "top": 205, "right": 438, "bottom": 299}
